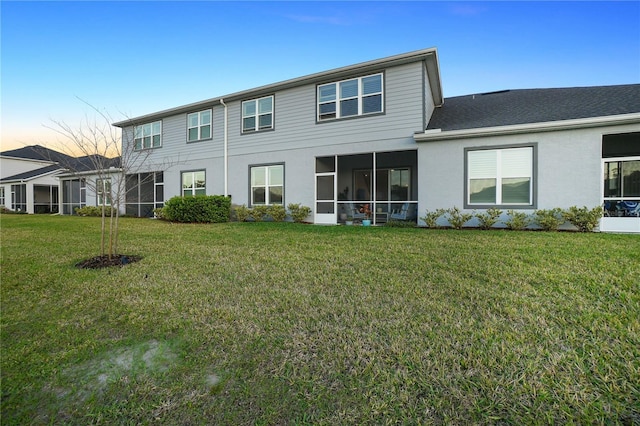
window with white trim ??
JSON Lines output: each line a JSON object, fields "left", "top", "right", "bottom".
{"left": 251, "top": 164, "right": 283, "bottom": 205}
{"left": 187, "top": 110, "right": 211, "bottom": 142}
{"left": 242, "top": 96, "right": 273, "bottom": 132}
{"left": 134, "top": 121, "right": 162, "bottom": 150}
{"left": 467, "top": 146, "right": 534, "bottom": 206}
{"left": 318, "top": 73, "right": 383, "bottom": 121}
{"left": 182, "top": 170, "right": 206, "bottom": 197}
{"left": 96, "top": 178, "right": 112, "bottom": 206}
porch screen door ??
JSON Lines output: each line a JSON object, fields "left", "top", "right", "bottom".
{"left": 315, "top": 156, "right": 337, "bottom": 224}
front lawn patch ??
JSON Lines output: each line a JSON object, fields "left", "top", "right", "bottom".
{"left": 2, "top": 215, "right": 638, "bottom": 424}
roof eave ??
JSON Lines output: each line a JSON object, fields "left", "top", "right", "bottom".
{"left": 416, "top": 113, "right": 640, "bottom": 142}
{"left": 0, "top": 168, "right": 65, "bottom": 183}
{"left": 113, "top": 47, "right": 441, "bottom": 128}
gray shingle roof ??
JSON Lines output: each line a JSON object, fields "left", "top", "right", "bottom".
{"left": 0, "top": 164, "right": 64, "bottom": 182}
{"left": 1, "top": 145, "right": 121, "bottom": 176}
{"left": 426, "top": 84, "right": 640, "bottom": 131}
{"left": 0, "top": 145, "right": 73, "bottom": 163}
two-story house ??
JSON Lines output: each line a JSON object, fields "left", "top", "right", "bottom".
{"left": 107, "top": 47, "right": 639, "bottom": 232}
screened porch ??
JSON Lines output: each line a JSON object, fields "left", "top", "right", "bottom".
{"left": 315, "top": 150, "right": 418, "bottom": 225}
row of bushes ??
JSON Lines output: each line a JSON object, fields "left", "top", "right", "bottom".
{"left": 421, "top": 206, "right": 603, "bottom": 232}
{"left": 233, "top": 203, "right": 311, "bottom": 223}
{"left": 74, "top": 206, "right": 118, "bottom": 217}
{"left": 153, "top": 196, "right": 313, "bottom": 224}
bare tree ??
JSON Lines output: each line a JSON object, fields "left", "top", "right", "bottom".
{"left": 43, "top": 101, "right": 179, "bottom": 262}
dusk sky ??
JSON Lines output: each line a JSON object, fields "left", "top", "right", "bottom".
{"left": 1, "top": 1, "right": 639, "bottom": 152}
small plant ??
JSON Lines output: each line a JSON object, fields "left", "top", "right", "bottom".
{"left": 250, "top": 205, "right": 269, "bottom": 222}
{"left": 562, "top": 205, "right": 602, "bottom": 232}
{"left": 287, "top": 203, "right": 312, "bottom": 223}
{"left": 421, "top": 208, "right": 445, "bottom": 228}
{"left": 534, "top": 208, "right": 565, "bottom": 231}
{"left": 233, "top": 204, "right": 250, "bottom": 222}
{"left": 505, "top": 210, "right": 531, "bottom": 230}
{"left": 153, "top": 207, "right": 166, "bottom": 220}
{"left": 267, "top": 204, "right": 287, "bottom": 222}
{"left": 445, "top": 207, "right": 473, "bottom": 230}
{"left": 475, "top": 208, "right": 503, "bottom": 230}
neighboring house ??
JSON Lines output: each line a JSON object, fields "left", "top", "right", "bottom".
{"left": 0, "top": 145, "right": 121, "bottom": 214}
{"left": 115, "top": 48, "right": 640, "bottom": 232}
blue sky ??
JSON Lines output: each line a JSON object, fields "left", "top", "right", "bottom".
{"left": 1, "top": 1, "right": 639, "bottom": 151}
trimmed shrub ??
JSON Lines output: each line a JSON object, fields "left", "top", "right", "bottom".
{"left": 505, "top": 210, "right": 531, "bottom": 230}
{"left": 562, "top": 205, "right": 602, "bottom": 232}
{"left": 287, "top": 203, "right": 312, "bottom": 223}
{"left": 163, "top": 195, "right": 231, "bottom": 223}
{"left": 445, "top": 207, "right": 473, "bottom": 230}
{"left": 250, "top": 205, "right": 269, "bottom": 222}
{"left": 233, "top": 204, "right": 250, "bottom": 222}
{"left": 475, "top": 208, "right": 503, "bottom": 230}
{"left": 421, "top": 208, "right": 446, "bottom": 228}
{"left": 268, "top": 204, "right": 287, "bottom": 222}
{"left": 534, "top": 208, "right": 565, "bottom": 231}
{"left": 75, "top": 206, "right": 117, "bottom": 217}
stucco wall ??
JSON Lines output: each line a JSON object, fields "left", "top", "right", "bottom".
{"left": 417, "top": 122, "right": 640, "bottom": 222}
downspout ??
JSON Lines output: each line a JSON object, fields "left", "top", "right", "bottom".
{"left": 219, "top": 98, "right": 229, "bottom": 197}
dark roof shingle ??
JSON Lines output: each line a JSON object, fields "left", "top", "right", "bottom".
{"left": 427, "top": 84, "right": 640, "bottom": 131}
{"left": 0, "top": 164, "right": 64, "bottom": 182}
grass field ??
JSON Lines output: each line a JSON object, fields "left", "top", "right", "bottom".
{"left": 1, "top": 214, "right": 639, "bottom": 424}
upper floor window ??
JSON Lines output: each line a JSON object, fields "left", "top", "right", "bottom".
{"left": 134, "top": 121, "right": 162, "bottom": 150}
{"left": 187, "top": 109, "right": 212, "bottom": 142}
{"left": 242, "top": 96, "right": 274, "bottom": 133}
{"left": 317, "top": 73, "right": 383, "bottom": 121}
{"left": 466, "top": 146, "right": 534, "bottom": 207}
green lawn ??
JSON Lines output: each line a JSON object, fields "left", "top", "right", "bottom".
{"left": 1, "top": 215, "right": 639, "bottom": 425}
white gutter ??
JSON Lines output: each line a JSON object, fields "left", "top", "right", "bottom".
{"left": 415, "top": 112, "right": 640, "bottom": 142}
{"left": 220, "top": 98, "right": 229, "bottom": 197}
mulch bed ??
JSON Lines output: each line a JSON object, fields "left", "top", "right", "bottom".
{"left": 75, "top": 254, "right": 142, "bottom": 269}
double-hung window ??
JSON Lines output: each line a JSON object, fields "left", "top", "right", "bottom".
{"left": 96, "top": 178, "right": 112, "bottom": 206}
{"left": 251, "top": 164, "right": 283, "bottom": 205}
{"left": 466, "top": 146, "right": 534, "bottom": 207}
{"left": 134, "top": 121, "right": 162, "bottom": 150}
{"left": 317, "top": 73, "right": 383, "bottom": 121}
{"left": 242, "top": 96, "right": 274, "bottom": 133}
{"left": 187, "top": 109, "right": 212, "bottom": 142}
{"left": 182, "top": 171, "right": 206, "bottom": 197}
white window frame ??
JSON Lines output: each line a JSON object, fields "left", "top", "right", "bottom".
{"left": 250, "top": 164, "right": 284, "bottom": 206}
{"left": 181, "top": 170, "right": 206, "bottom": 197}
{"left": 317, "top": 73, "right": 383, "bottom": 121}
{"left": 187, "top": 109, "right": 212, "bottom": 142}
{"left": 96, "top": 178, "right": 112, "bottom": 206}
{"left": 134, "top": 121, "right": 162, "bottom": 150}
{"left": 466, "top": 145, "right": 535, "bottom": 208}
{"left": 242, "top": 96, "right": 274, "bottom": 133}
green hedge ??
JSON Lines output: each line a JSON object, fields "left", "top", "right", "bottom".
{"left": 163, "top": 195, "right": 231, "bottom": 223}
